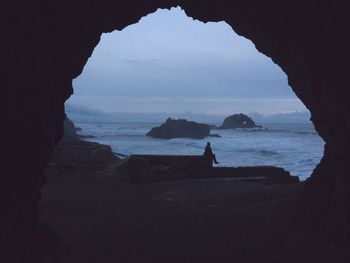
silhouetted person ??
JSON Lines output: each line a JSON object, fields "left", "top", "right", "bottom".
{"left": 204, "top": 142, "right": 219, "bottom": 164}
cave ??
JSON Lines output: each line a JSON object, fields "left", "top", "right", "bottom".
{"left": 3, "top": 1, "right": 350, "bottom": 262}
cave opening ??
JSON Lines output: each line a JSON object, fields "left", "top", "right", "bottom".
{"left": 5, "top": 2, "right": 349, "bottom": 262}
{"left": 66, "top": 7, "right": 324, "bottom": 181}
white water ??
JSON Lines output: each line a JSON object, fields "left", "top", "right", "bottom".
{"left": 76, "top": 122, "right": 324, "bottom": 181}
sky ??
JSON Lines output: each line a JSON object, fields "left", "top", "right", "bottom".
{"left": 69, "top": 7, "right": 308, "bottom": 115}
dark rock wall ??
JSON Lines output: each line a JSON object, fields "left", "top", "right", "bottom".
{"left": 2, "top": 0, "right": 350, "bottom": 260}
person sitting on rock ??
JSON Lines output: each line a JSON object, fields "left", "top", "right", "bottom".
{"left": 204, "top": 142, "right": 219, "bottom": 164}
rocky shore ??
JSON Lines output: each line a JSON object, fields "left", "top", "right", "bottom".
{"left": 53, "top": 118, "right": 298, "bottom": 185}
{"left": 116, "top": 154, "right": 300, "bottom": 184}
{"left": 40, "top": 118, "right": 348, "bottom": 263}
{"left": 48, "top": 117, "right": 119, "bottom": 172}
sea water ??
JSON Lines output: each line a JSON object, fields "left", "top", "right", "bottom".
{"left": 75, "top": 122, "right": 324, "bottom": 181}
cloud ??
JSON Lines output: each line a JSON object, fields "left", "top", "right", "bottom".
{"left": 71, "top": 7, "right": 307, "bottom": 115}
{"left": 121, "top": 58, "right": 160, "bottom": 64}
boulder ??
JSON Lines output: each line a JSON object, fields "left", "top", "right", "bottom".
{"left": 220, "top": 113, "right": 262, "bottom": 129}
{"left": 147, "top": 118, "right": 210, "bottom": 139}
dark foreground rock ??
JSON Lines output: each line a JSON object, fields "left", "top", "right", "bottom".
{"left": 50, "top": 117, "right": 118, "bottom": 170}
{"left": 41, "top": 166, "right": 305, "bottom": 263}
{"left": 147, "top": 118, "right": 211, "bottom": 139}
{"left": 209, "top": 166, "right": 300, "bottom": 184}
{"left": 63, "top": 117, "right": 82, "bottom": 140}
{"left": 220, "top": 113, "right": 262, "bottom": 129}
{"left": 117, "top": 154, "right": 300, "bottom": 185}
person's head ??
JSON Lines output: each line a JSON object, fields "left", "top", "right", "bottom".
{"left": 207, "top": 142, "right": 211, "bottom": 146}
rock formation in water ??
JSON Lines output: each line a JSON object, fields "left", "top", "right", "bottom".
{"left": 147, "top": 118, "right": 211, "bottom": 139}
{"left": 219, "top": 113, "right": 261, "bottom": 129}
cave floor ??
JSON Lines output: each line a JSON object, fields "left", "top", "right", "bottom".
{"left": 40, "top": 167, "right": 306, "bottom": 263}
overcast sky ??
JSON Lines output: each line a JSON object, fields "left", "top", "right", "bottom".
{"left": 69, "top": 7, "right": 307, "bottom": 115}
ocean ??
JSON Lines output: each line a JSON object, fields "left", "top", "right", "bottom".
{"left": 75, "top": 121, "right": 324, "bottom": 181}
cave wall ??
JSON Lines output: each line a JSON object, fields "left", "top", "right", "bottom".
{"left": 2, "top": 0, "right": 350, "bottom": 261}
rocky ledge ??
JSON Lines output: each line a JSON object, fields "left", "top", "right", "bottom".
{"left": 219, "top": 113, "right": 262, "bottom": 129}
{"left": 49, "top": 117, "right": 118, "bottom": 170}
{"left": 117, "top": 154, "right": 300, "bottom": 185}
{"left": 147, "top": 118, "right": 211, "bottom": 139}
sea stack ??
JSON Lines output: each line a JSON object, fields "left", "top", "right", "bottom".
{"left": 147, "top": 118, "right": 211, "bottom": 139}
{"left": 220, "top": 113, "right": 262, "bottom": 129}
